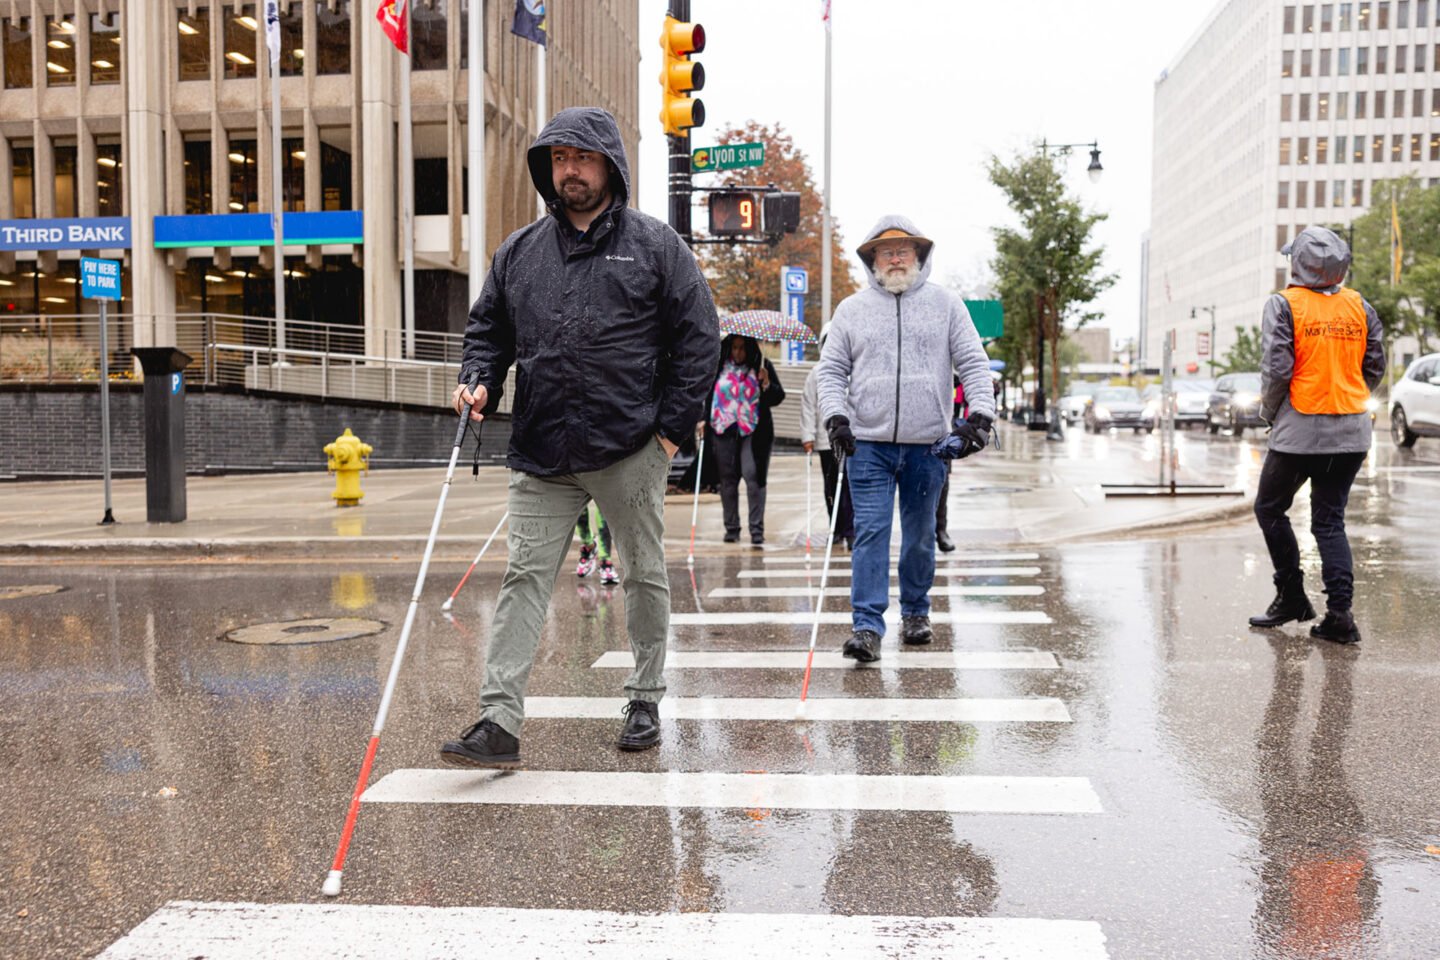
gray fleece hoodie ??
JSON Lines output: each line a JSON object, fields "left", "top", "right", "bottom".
{"left": 816, "top": 215, "right": 995, "bottom": 445}
{"left": 1261, "top": 227, "right": 1385, "bottom": 454}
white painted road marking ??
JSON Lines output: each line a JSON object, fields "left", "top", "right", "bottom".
{"left": 362, "top": 769, "right": 1104, "bottom": 814}
{"left": 669, "top": 610, "right": 1053, "bottom": 626}
{"left": 708, "top": 584, "right": 1046, "bottom": 599}
{"left": 593, "top": 650, "right": 1059, "bottom": 670}
{"left": 525, "top": 695, "right": 1071, "bottom": 722}
{"left": 763, "top": 551, "right": 1041, "bottom": 563}
{"left": 737, "top": 565, "right": 1042, "bottom": 579}
{"left": 99, "top": 902, "right": 1111, "bottom": 960}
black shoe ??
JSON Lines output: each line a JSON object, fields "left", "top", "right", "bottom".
{"left": 842, "top": 629, "right": 883, "bottom": 662}
{"left": 843, "top": 537, "right": 853, "bottom": 552}
{"left": 751, "top": 534, "right": 764, "bottom": 546}
{"left": 440, "top": 718, "right": 520, "bottom": 768}
{"left": 723, "top": 532, "right": 739, "bottom": 543}
{"left": 901, "top": 615, "right": 933, "bottom": 645}
{"left": 1248, "top": 583, "right": 1317, "bottom": 628}
{"left": 935, "top": 530, "right": 956, "bottom": 553}
{"left": 1310, "top": 609, "right": 1362, "bottom": 644}
{"left": 617, "top": 699, "right": 661, "bottom": 751}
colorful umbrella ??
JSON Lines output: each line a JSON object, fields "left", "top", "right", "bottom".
{"left": 719, "top": 309, "right": 818, "bottom": 344}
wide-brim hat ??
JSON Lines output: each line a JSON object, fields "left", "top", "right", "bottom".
{"left": 857, "top": 227, "right": 933, "bottom": 264}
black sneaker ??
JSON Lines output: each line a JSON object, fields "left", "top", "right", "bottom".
{"left": 1248, "top": 585, "right": 1317, "bottom": 627}
{"left": 440, "top": 719, "right": 521, "bottom": 768}
{"left": 936, "top": 530, "right": 956, "bottom": 553}
{"left": 617, "top": 699, "right": 661, "bottom": 751}
{"left": 901, "top": 615, "right": 933, "bottom": 645}
{"left": 723, "top": 531, "right": 739, "bottom": 543}
{"left": 842, "top": 629, "right": 882, "bottom": 662}
{"left": 1310, "top": 609, "right": 1362, "bottom": 644}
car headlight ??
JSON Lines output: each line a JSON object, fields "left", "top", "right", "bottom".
{"left": 1095, "top": 405, "right": 1111, "bottom": 418}
{"left": 1364, "top": 396, "right": 1381, "bottom": 413}
{"left": 1235, "top": 392, "right": 1260, "bottom": 406}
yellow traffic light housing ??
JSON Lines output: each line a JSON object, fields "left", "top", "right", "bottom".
{"left": 659, "top": 15, "right": 706, "bottom": 136}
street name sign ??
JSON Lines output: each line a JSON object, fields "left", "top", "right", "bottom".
{"left": 692, "top": 142, "right": 766, "bottom": 173}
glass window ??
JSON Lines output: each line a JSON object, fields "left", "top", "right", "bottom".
{"left": 1400, "top": 0, "right": 1411, "bottom": 25}
{"left": 1315, "top": 181, "right": 1327, "bottom": 206}
{"left": 1299, "top": 136, "right": 1311, "bottom": 163}
{"left": 1301, "top": 93, "right": 1312, "bottom": 119}
{"left": 184, "top": 138, "right": 212, "bottom": 214}
{"left": 412, "top": 0, "right": 447, "bottom": 70}
{"left": 1377, "top": 45, "right": 1388, "bottom": 73}
{"left": 54, "top": 144, "right": 76, "bottom": 217}
{"left": 415, "top": 157, "right": 447, "bottom": 214}
{"left": 1334, "top": 180, "right": 1347, "bottom": 205}
{"left": 1431, "top": 132, "right": 1440, "bottom": 159}
{"left": 1378, "top": 0, "right": 1391, "bottom": 26}
{"left": 1319, "top": 92, "right": 1331, "bottom": 119}
{"left": 1321, "top": 48, "right": 1332, "bottom": 75}
{"left": 1359, "top": 1, "right": 1373, "bottom": 26}
{"left": 1375, "top": 89, "right": 1386, "bottom": 116}
{"left": 96, "top": 143, "right": 121, "bottom": 215}
{"left": 1302, "top": 49, "right": 1314, "bottom": 76}
{"left": 1419, "top": 45, "right": 1428, "bottom": 72}
{"left": 1276, "top": 268, "right": 1289, "bottom": 292}
{"left": 1323, "top": 3, "right": 1335, "bottom": 28}
{"left": 1356, "top": 90, "right": 1367, "bottom": 116}
{"left": 1395, "top": 89, "right": 1406, "bottom": 115}
{"left": 1282, "top": 93, "right": 1293, "bottom": 120}
{"left": 1398, "top": 45, "right": 1408, "bottom": 73}
{"left": 316, "top": 1, "right": 351, "bottom": 75}
{"left": 278, "top": 3, "right": 302, "bottom": 76}
{"left": 1374, "top": 134, "right": 1386, "bottom": 160}
{"left": 178, "top": 6, "right": 210, "bottom": 81}
{"left": 89, "top": 13, "right": 120, "bottom": 84}
{"left": 1422, "top": 0, "right": 1431, "bottom": 22}
{"left": 1340, "top": 2, "right": 1354, "bottom": 28}
{"left": 1412, "top": 133, "right": 1423, "bottom": 159}
{"left": 1353, "top": 179, "right": 1364, "bottom": 205}
{"left": 1283, "top": 50, "right": 1294, "bottom": 77}
{"left": 1305, "top": 5, "right": 1316, "bottom": 30}
{"left": 1339, "top": 91, "right": 1350, "bottom": 117}
{"left": 1318, "top": 135, "right": 1330, "bottom": 161}
{"left": 228, "top": 138, "right": 259, "bottom": 211}
{"left": 1281, "top": 137, "right": 1293, "bottom": 164}
{"left": 1277, "top": 225, "right": 1290, "bottom": 250}
{"left": 282, "top": 137, "right": 303, "bottom": 211}
{"left": 1434, "top": 88, "right": 1440, "bottom": 114}
{"left": 225, "top": 4, "right": 258, "bottom": 79}
{"left": 45, "top": 16, "right": 76, "bottom": 87}
{"left": 3, "top": 17, "right": 32, "bottom": 89}
{"left": 1337, "top": 133, "right": 1349, "bottom": 157}
{"left": 1393, "top": 132, "right": 1404, "bottom": 159}
{"left": 1354, "top": 135, "right": 1367, "bottom": 160}
{"left": 321, "top": 139, "right": 351, "bottom": 209}
{"left": 1297, "top": 180, "right": 1309, "bottom": 207}
{"left": 1358, "top": 47, "right": 1368, "bottom": 73}
{"left": 11, "top": 146, "right": 34, "bottom": 218}
{"left": 1339, "top": 47, "right": 1350, "bottom": 73}
{"left": 1285, "top": 5, "right": 1297, "bottom": 32}
{"left": 1279, "top": 182, "right": 1291, "bottom": 208}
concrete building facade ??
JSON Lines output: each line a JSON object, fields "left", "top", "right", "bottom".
{"left": 1147, "top": 0, "right": 1437, "bottom": 374}
{"left": 0, "top": 0, "right": 640, "bottom": 357}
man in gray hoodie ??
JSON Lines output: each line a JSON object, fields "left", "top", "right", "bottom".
{"left": 816, "top": 217, "right": 996, "bottom": 662}
{"left": 1249, "top": 226, "right": 1384, "bottom": 644}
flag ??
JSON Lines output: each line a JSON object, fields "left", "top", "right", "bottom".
{"left": 264, "top": 0, "right": 280, "bottom": 66}
{"left": 1391, "top": 193, "right": 1403, "bottom": 285}
{"left": 511, "top": 0, "right": 546, "bottom": 46}
{"left": 821, "top": 0, "right": 832, "bottom": 31}
{"left": 376, "top": 0, "right": 407, "bottom": 54}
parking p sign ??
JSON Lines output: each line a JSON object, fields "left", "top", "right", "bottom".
{"left": 782, "top": 266, "right": 808, "bottom": 295}
{"left": 81, "top": 257, "right": 122, "bottom": 301}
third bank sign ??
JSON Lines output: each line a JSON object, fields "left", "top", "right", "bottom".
{"left": 0, "top": 217, "right": 132, "bottom": 251}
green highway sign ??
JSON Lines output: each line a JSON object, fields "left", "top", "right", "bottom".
{"left": 692, "top": 142, "right": 766, "bottom": 173}
{"left": 964, "top": 300, "right": 1004, "bottom": 340}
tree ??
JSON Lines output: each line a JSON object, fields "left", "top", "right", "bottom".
{"left": 1346, "top": 176, "right": 1438, "bottom": 358}
{"left": 693, "top": 122, "right": 859, "bottom": 346}
{"left": 1220, "top": 324, "right": 1263, "bottom": 373}
{"left": 986, "top": 148, "right": 1116, "bottom": 405}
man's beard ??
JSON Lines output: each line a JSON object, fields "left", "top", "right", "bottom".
{"left": 876, "top": 260, "right": 921, "bottom": 294}
{"left": 559, "top": 178, "right": 608, "bottom": 213}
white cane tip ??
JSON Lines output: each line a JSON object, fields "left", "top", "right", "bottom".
{"left": 321, "top": 871, "right": 343, "bottom": 897}
{"left": 441, "top": 598, "right": 453, "bottom": 612}
{"left": 686, "top": 554, "right": 694, "bottom": 565}
{"left": 794, "top": 701, "right": 807, "bottom": 719}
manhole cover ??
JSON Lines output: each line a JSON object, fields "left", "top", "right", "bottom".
{"left": 222, "top": 617, "right": 387, "bottom": 646}
{"left": 0, "top": 585, "right": 68, "bottom": 600}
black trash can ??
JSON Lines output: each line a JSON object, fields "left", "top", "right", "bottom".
{"left": 130, "top": 347, "right": 192, "bottom": 523}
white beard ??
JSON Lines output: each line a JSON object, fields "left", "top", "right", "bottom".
{"left": 876, "top": 260, "right": 920, "bottom": 294}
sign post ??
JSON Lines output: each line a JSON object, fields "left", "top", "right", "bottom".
{"left": 780, "top": 266, "right": 808, "bottom": 364}
{"left": 81, "top": 257, "right": 122, "bottom": 525}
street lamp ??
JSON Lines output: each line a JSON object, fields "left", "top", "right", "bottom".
{"left": 1087, "top": 147, "right": 1103, "bottom": 183}
{"left": 1190, "top": 305, "right": 1216, "bottom": 377}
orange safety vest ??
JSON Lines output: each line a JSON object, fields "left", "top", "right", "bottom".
{"left": 1282, "top": 286, "right": 1370, "bottom": 415}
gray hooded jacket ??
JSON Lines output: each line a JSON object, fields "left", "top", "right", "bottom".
{"left": 1261, "top": 227, "right": 1385, "bottom": 454}
{"left": 815, "top": 215, "right": 995, "bottom": 445}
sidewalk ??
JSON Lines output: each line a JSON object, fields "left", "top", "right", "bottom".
{"left": 0, "top": 424, "right": 1257, "bottom": 561}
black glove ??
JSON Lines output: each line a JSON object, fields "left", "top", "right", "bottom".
{"left": 825, "top": 415, "right": 856, "bottom": 457}
{"left": 934, "top": 412, "right": 993, "bottom": 460}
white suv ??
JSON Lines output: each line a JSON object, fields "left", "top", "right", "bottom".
{"left": 1390, "top": 353, "right": 1440, "bottom": 447}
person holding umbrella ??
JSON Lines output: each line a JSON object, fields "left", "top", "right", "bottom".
{"left": 710, "top": 334, "right": 785, "bottom": 544}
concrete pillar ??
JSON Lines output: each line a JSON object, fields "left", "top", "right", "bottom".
{"left": 124, "top": 0, "right": 175, "bottom": 347}
{"left": 361, "top": 16, "right": 399, "bottom": 360}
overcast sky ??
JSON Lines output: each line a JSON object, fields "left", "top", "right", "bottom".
{"left": 633, "top": 0, "right": 1216, "bottom": 345}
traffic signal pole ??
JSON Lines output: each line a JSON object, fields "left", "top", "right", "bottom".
{"left": 667, "top": 0, "right": 693, "bottom": 245}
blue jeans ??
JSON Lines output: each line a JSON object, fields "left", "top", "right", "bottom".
{"left": 846, "top": 441, "right": 946, "bottom": 635}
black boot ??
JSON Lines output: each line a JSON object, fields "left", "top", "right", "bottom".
{"left": 617, "top": 699, "right": 661, "bottom": 751}
{"left": 440, "top": 718, "right": 520, "bottom": 768}
{"left": 900, "top": 615, "right": 933, "bottom": 645}
{"left": 1310, "top": 609, "right": 1362, "bottom": 644}
{"left": 935, "top": 529, "right": 956, "bottom": 553}
{"left": 1248, "top": 579, "right": 1316, "bottom": 628}
{"left": 842, "top": 629, "right": 882, "bottom": 662}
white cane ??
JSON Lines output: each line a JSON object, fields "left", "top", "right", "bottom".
{"left": 686, "top": 425, "right": 705, "bottom": 566}
{"left": 805, "top": 451, "right": 813, "bottom": 564}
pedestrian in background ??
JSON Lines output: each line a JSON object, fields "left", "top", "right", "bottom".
{"left": 443, "top": 107, "right": 719, "bottom": 766}
{"left": 934, "top": 376, "right": 966, "bottom": 553}
{"left": 801, "top": 325, "right": 854, "bottom": 550}
{"left": 710, "top": 334, "right": 784, "bottom": 545}
{"left": 817, "top": 217, "right": 995, "bottom": 662}
{"left": 575, "top": 502, "right": 618, "bottom": 585}
{"left": 1249, "top": 226, "right": 1384, "bottom": 644}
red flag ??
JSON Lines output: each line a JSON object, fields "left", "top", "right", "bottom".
{"left": 377, "top": 0, "right": 407, "bottom": 53}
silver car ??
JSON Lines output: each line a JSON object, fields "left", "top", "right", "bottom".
{"left": 1059, "top": 382, "right": 1099, "bottom": 425}
{"left": 1391, "top": 352, "right": 1440, "bottom": 447}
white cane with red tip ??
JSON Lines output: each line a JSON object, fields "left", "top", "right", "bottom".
{"left": 441, "top": 511, "right": 508, "bottom": 611}
{"left": 686, "top": 426, "right": 705, "bottom": 566}
{"left": 796, "top": 450, "right": 846, "bottom": 718}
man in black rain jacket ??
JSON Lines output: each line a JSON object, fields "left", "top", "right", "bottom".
{"left": 441, "top": 107, "right": 719, "bottom": 766}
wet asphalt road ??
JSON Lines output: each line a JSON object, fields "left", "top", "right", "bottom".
{"left": 2, "top": 429, "right": 1439, "bottom": 958}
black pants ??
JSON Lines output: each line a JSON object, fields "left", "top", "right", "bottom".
{"left": 936, "top": 460, "right": 951, "bottom": 533}
{"left": 713, "top": 428, "right": 765, "bottom": 538}
{"left": 818, "top": 448, "right": 855, "bottom": 540}
{"left": 1254, "top": 450, "right": 1367, "bottom": 612}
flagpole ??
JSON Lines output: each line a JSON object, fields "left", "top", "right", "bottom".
{"left": 267, "top": 1, "right": 286, "bottom": 361}
{"left": 536, "top": 38, "right": 547, "bottom": 219}
{"left": 821, "top": 2, "right": 832, "bottom": 339}
{"left": 401, "top": 0, "right": 416, "bottom": 360}
{"left": 467, "top": 0, "right": 485, "bottom": 305}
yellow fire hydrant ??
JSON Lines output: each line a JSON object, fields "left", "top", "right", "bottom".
{"left": 324, "top": 428, "right": 372, "bottom": 507}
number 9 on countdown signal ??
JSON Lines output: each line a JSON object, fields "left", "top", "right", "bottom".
{"left": 709, "top": 189, "right": 763, "bottom": 237}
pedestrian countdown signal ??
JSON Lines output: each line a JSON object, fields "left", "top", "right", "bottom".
{"left": 709, "top": 190, "right": 761, "bottom": 237}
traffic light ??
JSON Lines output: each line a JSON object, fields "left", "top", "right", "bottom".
{"left": 709, "top": 190, "right": 762, "bottom": 237}
{"left": 659, "top": 15, "right": 705, "bottom": 136}
{"left": 764, "top": 192, "right": 801, "bottom": 234}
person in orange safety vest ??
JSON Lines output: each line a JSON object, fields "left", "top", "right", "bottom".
{"left": 1248, "top": 227, "right": 1386, "bottom": 644}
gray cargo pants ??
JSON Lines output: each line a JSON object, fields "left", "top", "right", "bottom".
{"left": 479, "top": 438, "right": 671, "bottom": 737}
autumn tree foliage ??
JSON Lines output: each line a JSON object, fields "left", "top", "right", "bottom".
{"left": 694, "top": 122, "right": 859, "bottom": 337}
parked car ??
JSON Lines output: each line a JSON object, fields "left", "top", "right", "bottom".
{"left": 1390, "top": 352, "right": 1440, "bottom": 447}
{"left": 1058, "top": 382, "right": 1099, "bottom": 424}
{"left": 1206, "top": 373, "right": 1265, "bottom": 435}
{"left": 1084, "top": 386, "right": 1156, "bottom": 433}
{"left": 1141, "top": 378, "right": 1214, "bottom": 427}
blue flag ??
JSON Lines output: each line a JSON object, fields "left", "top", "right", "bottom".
{"left": 511, "top": 0, "right": 546, "bottom": 46}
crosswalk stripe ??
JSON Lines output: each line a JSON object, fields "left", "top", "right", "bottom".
{"left": 708, "top": 584, "right": 1045, "bottom": 599}
{"left": 525, "top": 696, "right": 1071, "bottom": 722}
{"left": 737, "top": 566, "right": 1042, "bottom": 579}
{"left": 763, "top": 552, "right": 1041, "bottom": 564}
{"left": 593, "top": 650, "right": 1059, "bottom": 670}
{"left": 98, "top": 902, "right": 1111, "bottom": 959}
{"left": 669, "top": 610, "right": 1052, "bottom": 626}
{"left": 362, "top": 769, "right": 1104, "bottom": 814}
